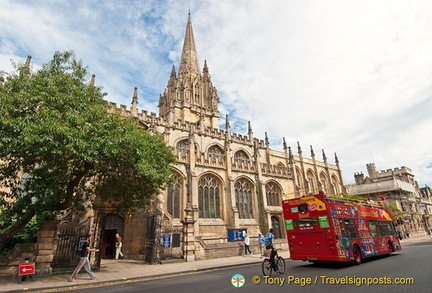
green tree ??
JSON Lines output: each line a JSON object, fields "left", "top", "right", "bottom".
{"left": 388, "top": 203, "right": 404, "bottom": 218}
{"left": 0, "top": 51, "right": 176, "bottom": 251}
{"left": 340, "top": 192, "right": 363, "bottom": 201}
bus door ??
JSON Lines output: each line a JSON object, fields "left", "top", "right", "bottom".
{"left": 335, "top": 218, "right": 359, "bottom": 259}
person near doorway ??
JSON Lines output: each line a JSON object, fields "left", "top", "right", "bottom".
{"left": 69, "top": 235, "right": 99, "bottom": 282}
{"left": 258, "top": 232, "right": 265, "bottom": 258}
{"left": 115, "top": 233, "right": 124, "bottom": 259}
{"left": 244, "top": 233, "right": 252, "bottom": 256}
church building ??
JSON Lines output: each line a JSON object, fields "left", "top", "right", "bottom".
{"left": 48, "top": 14, "right": 346, "bottom": 269}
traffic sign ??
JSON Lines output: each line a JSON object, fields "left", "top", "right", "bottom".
{"left": 18, "top": 263, "right": 35, "bottom": 276}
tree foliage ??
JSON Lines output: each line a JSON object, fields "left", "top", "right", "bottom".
{"left": 0, "top": 51, "right": 176, "bottom": 250}
{"left": 340, "top": 192, "right": 363, "bottom": 201}
{"left": 388, "top": 203, "right": 404, "bottom": 218}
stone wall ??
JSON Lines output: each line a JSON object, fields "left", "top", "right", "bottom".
{"left": 0, "top": 243, "right": 34, "bottom": 280}
{"left": 195, "top": 238, "right": 288, "bottom": 260}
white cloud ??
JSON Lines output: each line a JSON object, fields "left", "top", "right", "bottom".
{"left": 1, "top": 0, "right": 431, "bottom": 186}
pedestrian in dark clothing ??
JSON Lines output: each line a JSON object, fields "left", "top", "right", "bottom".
{"left": 69, "top": 235, "right": 99, "bottom": 282}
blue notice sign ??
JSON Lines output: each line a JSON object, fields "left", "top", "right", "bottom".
{"left": 162, "top": 234, "right": 171, "bottom": 248}
{"left": 78, "top": 237, "right": 86, "bottom": 251}
{"left": 228, "top": 229, "right": 247, "bottom": 242}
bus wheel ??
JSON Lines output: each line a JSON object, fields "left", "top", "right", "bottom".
{"left": 352, "top": 246, "right": 362, "bottom": 265}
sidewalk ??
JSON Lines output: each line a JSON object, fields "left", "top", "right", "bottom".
{"left": 0, "top": 250, "right": 291, "bottom": 293}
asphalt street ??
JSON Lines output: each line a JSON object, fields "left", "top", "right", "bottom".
{"left": 62, "top": 239, "right": 432, "bottom": 293}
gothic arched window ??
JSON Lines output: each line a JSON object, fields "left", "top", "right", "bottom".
{"left": 194, "top": 84, "right": 200, "bottom": 105}
{"left": 266, "top": 182, "right": 282, "bottom": 206}
{"left": 176, "top": 139, "right": 189, "bottom": 160}
{"left": 320, "top": 172, "right": 328, "bottom": 193}
{"left": 167, "top": 176, "right": 182, "bottom": 219}
{"left": 307, "top": 170, "right": 315, "bottom": 193}
{"left": 234, "top": 150, "right": 251, "bottom": 168}
{"left": 235, "top": 178, "right": 254, "bottom": 219}
{"left": 198, "top": 175, "right": 221, "bottom": 218}
{"left": 331, "top": 175, "right": 340, "bottom": 195}
{"left": 208, "top": 145, "right": 224, "bottom": 163}
{"left": 296, "top": 168, "right": 303, "bottom": 189}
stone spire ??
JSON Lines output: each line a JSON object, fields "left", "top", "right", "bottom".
{"left": 131, "top": 87, "right": 138, "bottom": 116}
{"left": 224, "top": 114, "right": 231, "bottom": 151}
{"left": 158, "top": 12, "right": 220, "bottom": 129}
{"left": 265, "top": 132, "right": 270, "bottom": 148}
{"left": 179, "top": 12, "right": 200, "bottom": 79}
{"left": 21, "top": 55, "right": 32, "bottom": 78}
{"left": 310, "top": 145, "right": 315, "bottom": 158}
{"left": 248, "top": 121, "right": 253, "bottom": 142}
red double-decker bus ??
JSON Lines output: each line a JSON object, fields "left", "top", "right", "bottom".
{"left": 282, "top": 193, "right": 401, "bottom": 264}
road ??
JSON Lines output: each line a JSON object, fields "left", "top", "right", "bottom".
{"left": 67, "top": 239, "right": 431, "bottom": 293}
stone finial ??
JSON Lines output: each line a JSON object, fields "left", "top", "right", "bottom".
{"left": 131, "top": 87, "right": 138, "bottom": 116}
{"left": 90, "top": 74, "right": 96, "bottom": 87}
{"left": 297, "top": 141, "right": 302, "bottom": 155}
{"left": 310, "top": 145, "right": 315, "bottom": 157}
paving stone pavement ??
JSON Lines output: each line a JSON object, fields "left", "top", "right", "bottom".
{"left": 0, "top": 250, "right": 291, "bottom": 293}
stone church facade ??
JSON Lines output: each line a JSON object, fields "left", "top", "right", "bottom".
{"left": 98, "top": 14, "right": 346, "bottom": 262}
{"left": 22, "top": 14, "right": 347, "bottom": 273}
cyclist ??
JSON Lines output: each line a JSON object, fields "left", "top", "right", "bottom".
{"left": 264, "top": 228, "right": 277, "bottom": 270}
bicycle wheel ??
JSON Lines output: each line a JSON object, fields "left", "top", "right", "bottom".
{"left": 262, "top": 259, "right": 273, "bottom": 276}
{"left": 276, "top": 256, "right": 285, "bottom": 274}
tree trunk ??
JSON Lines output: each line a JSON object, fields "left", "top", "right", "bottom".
{"left": 0, "top": 208, "right": 35, "bottom": 251}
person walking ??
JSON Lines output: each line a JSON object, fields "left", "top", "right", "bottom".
{"left": 69, "top": 235, "right": 99, "bottom": 282}
{"left": 258, "top": 232, "right": 265, "bottom": 258}
{"left": 244, "top": 233, "right": 252, "bottom": 256}
{"left": 115, "top": 233, "right": 124, "bottom": 259}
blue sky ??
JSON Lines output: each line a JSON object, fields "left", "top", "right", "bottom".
{"left": 1, "top": 0, "right": 431, "bottom": 187}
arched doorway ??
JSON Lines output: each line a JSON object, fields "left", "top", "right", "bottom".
{"left": 271, "top": 216, "right": 282, "bottom": 239}
{"left": 102, "top": 214, "right": 124, "bottom": 259}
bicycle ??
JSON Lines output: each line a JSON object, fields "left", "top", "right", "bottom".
{"left": 261, "top": 247, "right": 285, "bottom": 276}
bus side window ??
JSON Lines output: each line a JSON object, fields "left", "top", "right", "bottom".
{"left": 378, "top": 221, "right": 392, "bottom": 236}
{"left": 368, "top": 220, "right": 379, "bottom": 237}
{"left": 338, "top": 219, "right": 347, "bottom": 237}
{"left": 344, "top": 219, "right": 358, "bottom": 239}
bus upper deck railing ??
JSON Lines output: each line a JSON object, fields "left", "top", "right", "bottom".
{"left": 282, "top": 189, "right": 389, "bottom": 210}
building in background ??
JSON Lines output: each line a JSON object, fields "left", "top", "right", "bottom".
{"left": 347, "top": 163, "right": 431, "bottom": 237}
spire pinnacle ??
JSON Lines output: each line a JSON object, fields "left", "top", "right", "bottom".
{"left": 131, "top": 87, "right": 138, "bottom": 116}
{"left": 21, "top": 55, "right": 32, "bottom": 78}
{"left": 90, "top": 74, "right": 96, "bottom": 87}
{"left": 170, "top": 65, "right": 176, "bottom": 78}
{"left": 225, "top": 114, "right": 230, "bottom": 130}
{"left": 179, "top": 13, "right": 200, "bottom": 78}
{"left": 310, "top": 145, "right": 315, "bottom": 157}
{"left": 297, "top": 141, "right": 302, "bottom": 155}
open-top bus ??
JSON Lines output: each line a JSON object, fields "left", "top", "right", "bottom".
{"left": 282, "top": 193, "right": 401, "bottom": 264}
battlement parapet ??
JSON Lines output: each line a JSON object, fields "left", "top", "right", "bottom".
{"left": 378, "top": 166, "right": 413, "bottom": 176}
